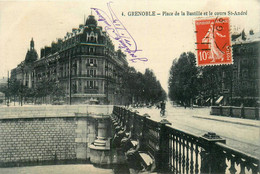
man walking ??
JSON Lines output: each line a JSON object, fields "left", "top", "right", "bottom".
{"left": 160, "top": 101, "right": 166, "bottom": 116}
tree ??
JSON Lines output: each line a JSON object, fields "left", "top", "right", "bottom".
{"left": 51, "top": 83, "right": 65, "bottom": 102}
{"left": 9, "top": 79, "right": 20, "bottom": 104}
{"left": 122, "top": 66, "right": 166, "bottom": 105}
{"left": 143, "top": 69, "right": 166, "bottom": 104}
{"left": 168, "top": 52, "right": 199, "bottom": 106}
{"left": 33, "top": 79, "right": 62, "bottom": 104}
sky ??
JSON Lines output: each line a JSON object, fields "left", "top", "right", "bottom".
{"left": 0, "top": 0, "right": 259, "bottom": 93}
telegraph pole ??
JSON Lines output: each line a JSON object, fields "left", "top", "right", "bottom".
{"left": 7, "top": 71, "right": 9, "bottom": 107}
{"left": 106, "top": 59, "right": 109, "bottom": 104}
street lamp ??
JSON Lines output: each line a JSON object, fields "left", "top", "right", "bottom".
{"left": 7, "top": 71, "right": 9, "bottom": 107}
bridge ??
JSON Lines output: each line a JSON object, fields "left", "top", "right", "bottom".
{"left": 111, "top": 106, "right": 259, "bottom": 174}
{"left": 0, "top": 105, "right": 259, "bottom": 174}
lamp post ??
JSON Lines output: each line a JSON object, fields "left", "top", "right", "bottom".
{"left": 69, "top": 54, "right": 72, "bottom": 105}
{"left": 7, "top": 71, "right": 9, "bottom": 107}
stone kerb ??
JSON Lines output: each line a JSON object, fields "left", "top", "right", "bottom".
{"left": 210, "top": 106, "right": 259, "bottom": 119}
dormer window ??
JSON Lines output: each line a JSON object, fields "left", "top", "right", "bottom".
{"left": 90, "top": 36, "right": 95, "bottom": 42}
{"left": 86, "top": 31, "right": 98, "bottom": 43}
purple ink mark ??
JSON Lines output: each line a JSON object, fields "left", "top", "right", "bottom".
{"left": 91, "top": 2, "right": 148, "bottom": 63}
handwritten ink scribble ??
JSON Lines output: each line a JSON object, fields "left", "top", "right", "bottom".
{"left": 91, "top": 2, "right": 148, "bottom": 63}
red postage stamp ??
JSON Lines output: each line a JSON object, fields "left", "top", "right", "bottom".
{"left": 195, "top": 17, "right": 232, "bottom": 66}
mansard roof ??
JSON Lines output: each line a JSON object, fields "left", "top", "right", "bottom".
{"left": 232, "top": 30, "right": 260, "bottom": 45}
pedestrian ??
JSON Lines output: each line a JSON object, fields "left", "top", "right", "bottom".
{"left": 241, "top": 103, "right": 245, "bottom": 118}
{"left": 160, "top": 101, "right": 166, "bottom": 116}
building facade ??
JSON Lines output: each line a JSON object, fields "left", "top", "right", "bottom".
{"left": 11, "top": 15, "right": 128, "bottom": 105}
{"left": 230, "top": 30, "right": 259, "bottom": 106}
{"left": 201, "top": 30, "right": 259, "bottom": 107}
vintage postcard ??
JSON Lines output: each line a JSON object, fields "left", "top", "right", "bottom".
{"left": 0, "top": 0, "right": 259, "bottom": 173}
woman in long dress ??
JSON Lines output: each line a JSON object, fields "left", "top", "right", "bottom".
{"left": 202, "top": 22, "right": 226, "bottom": 62}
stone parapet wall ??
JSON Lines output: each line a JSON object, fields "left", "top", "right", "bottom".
{"left": 0, "top": 105, "right": 113, "bottom": 166}
{"left": 0, "top": 105, "right": 113, "bottom": 119}
{"left": 210, "top": 106, "right": 259, "bottom": 119}
{"left": 0, "top": 116, "right": 106, "bottom": 166}
{"left": 0, "top": 117, "right": 77, "bottom": 165}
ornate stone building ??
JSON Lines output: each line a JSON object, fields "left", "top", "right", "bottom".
{"left": 11, "top": 38, "right": 38, "bottom": 89}
{"left": 11, "top": 15, "right": 128, "bottom": 105}
{"left": 203, "top": 30, "right": 259, "bottom": 106}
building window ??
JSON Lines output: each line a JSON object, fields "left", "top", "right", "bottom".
{"left": 73, "top": 62, "right": 77, "bottom": 75}
{"left": 87, "top": 31, "right": 98, "bottom": 43}
{"left": 242, "top": 59, "right": 247, "bottom": 65}
{"left": 87, "top": 69, "right": 96, "bottom": 77}
{"left": 90, "top": 36, "right": 95, "bottom": 42}
{"left": 233, "top": 48, "right": 238, "bottom": 54}
{"left": 90, "top": 81, "right": 93, "bottom": 88}
{"left": 242, "top": 70, "right": 248, "bottom": 78}
{"left": 248, "top": 47, "right": 253, "bottom": 53}
{"left": 253, "top": 58, "right": 257, "bottom": 66}
{"left": 72, "top": 83, "right": 77, "bottom": 93}
{"left": 253, "top": 71, "right": 257, "bottom": 78}
{"left": 86, "top": 80, "right": 97, "bottom": 89}
{"left": 233, "top": 71, "right": 237, "bottom": 79}
{"left": 86, "top": 59, "right": 97, "bottom": 67}
{"left": 242, "top": 81, "right": 247, "bottom": 88}
{"left": 233, "top": 62, "right": 237, "bottom": 69}
{"left": 89, "top": 47, "right": 94, "bottom": 54}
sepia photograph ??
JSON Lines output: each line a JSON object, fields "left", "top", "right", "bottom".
{"left": 0, "top": 0, "right": 259, "bottom": 173}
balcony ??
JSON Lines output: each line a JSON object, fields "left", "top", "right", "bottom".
{"left": 85, "top": 86, "right": 99, "bottom": 90}
{"left": 86, "top": 63, "right": 97, "bottom": 67}
{"left": 84, "top": 86, "right": 99, "bottom": 94}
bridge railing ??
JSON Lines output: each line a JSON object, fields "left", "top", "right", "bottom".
{"left": 112, "top": 106, "right": 260, "bottom": 174}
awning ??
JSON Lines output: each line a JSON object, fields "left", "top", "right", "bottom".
{"left": 206, "top": 98, "right": 210, "bottom": 102}
{"left": 216, "top": 96, "right": 224, "bottom": 104}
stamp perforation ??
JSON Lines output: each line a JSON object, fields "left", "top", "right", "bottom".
{"left": 193, "top": 16, "right": 233, "bottom": 66}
